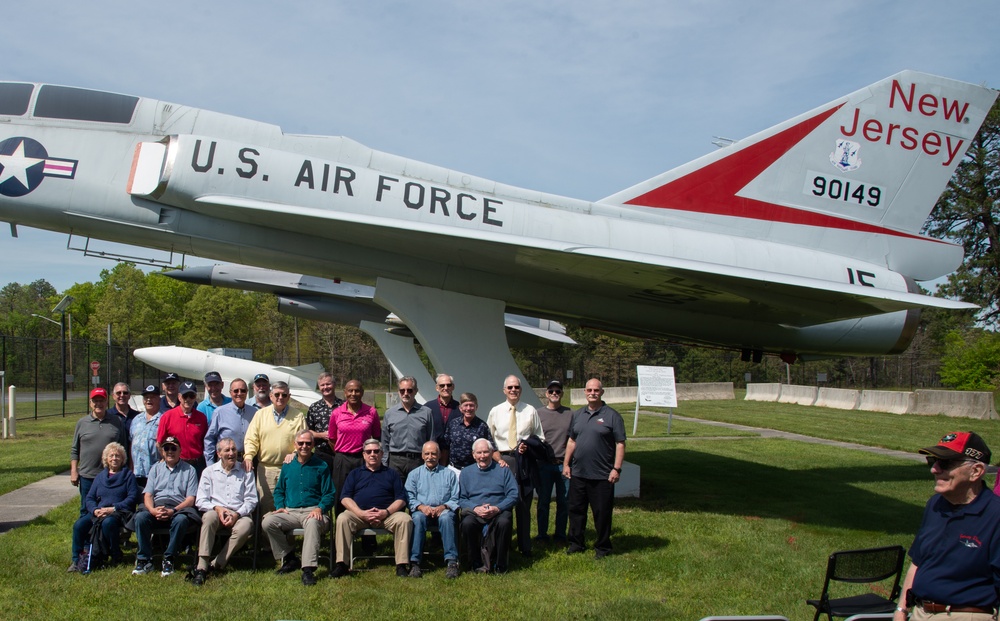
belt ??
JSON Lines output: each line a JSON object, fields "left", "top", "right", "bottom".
{"left": 336, "top": 450, "right": 362, "bottom": 457}
{"left": 500, "top": 450, "right": 514, "bottom": 455}
{"left": 391, "top": 451, "right": 421, "bottom": 459}
{"left": 919, "top": 601, "right": 996, "bottom": 614}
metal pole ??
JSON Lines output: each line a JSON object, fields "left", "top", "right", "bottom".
{"left": 68, "top": 313, "right": 73, "bottom": 390}
{"left": 61, "top": 313, "right": 67, "bottom": 417}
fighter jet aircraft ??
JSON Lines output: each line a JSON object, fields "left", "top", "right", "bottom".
{"left": 0, "top": 72, "right": 994, "bottom": 402}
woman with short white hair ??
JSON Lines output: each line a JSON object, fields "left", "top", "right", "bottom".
{"left": 69, "top": 441, "right": 138, "bottom": 573}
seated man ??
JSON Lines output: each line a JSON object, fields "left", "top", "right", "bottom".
{"left": 132, "top": 436, "right": 200, "bottom": 577}
{"left": 459, "top": 438, "right": 518, "bottom": 574}
{"left": 405, "top": 441, "right": 460, "bottom": 579}
{"left": 191, "top": 437, "right": 259, "bottom": 585}
{"left": 332, "top": 438, "right": 413, "bottom": 578}
{"left": 261, "top": 430, "right": 335, "bottom": 586}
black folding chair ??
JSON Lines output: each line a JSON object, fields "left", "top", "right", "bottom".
{"left": 806, "top": 546, "right": 906, "bottom": 621}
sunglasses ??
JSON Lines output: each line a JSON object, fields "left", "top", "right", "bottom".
{"left": 547, "top": 389, "right": 562, "bottom": 394}
{"left": 114, "top": 391, "right": 130, "bottom": 396}
{"left": 399, "top": 388, "right": 415, "bottom": 394}
{"left": 363, "top": 449, "right": 381, "bottom": 454}
{"left": 506, "top": 385, "right": 521, "bottom": 390}
{"left": 181, "top": 394, "right": 197, "bottom": 400}
{"left": 162, "top": 445, "right": 179, "bottom": 452}
{"left": 926, "top": 456, "right": 974, "bottom": 470}
{"left": 295, "top": 441, "right": 313, "bottom": 447}
{"left": 437, "top": 383, "right": 454, "bottom": 388}
{"left": 272, "top": 393, "right": 290, "bottom": 398}
{"left": 231, "top": 388, "right": 248, "bottom": 394}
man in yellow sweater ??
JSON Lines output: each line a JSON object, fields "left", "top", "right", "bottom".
{"left": 242, "top": 382, "right": 307, "bottom": 514}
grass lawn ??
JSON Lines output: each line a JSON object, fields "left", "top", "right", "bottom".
{"left": 1, "top": 395, "right": 956, "bottom": 620}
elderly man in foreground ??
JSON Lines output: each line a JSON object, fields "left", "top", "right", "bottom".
{"left": 332, "top": 438, "right": 412, "bottom": 578}
{"left": 261, "top": 430, "right": 335, "bottom": 586}
{"left": 191, "top": 437, "right": 258, "bottom": 585}
{"left": 459, "top": 438, "right": 518, "bottom": 574}
{"left": 894, "top": 432, "right": 1000, "bottom": 621}
{"left": 405, "top": 440, "right": 460, "bottom": 579}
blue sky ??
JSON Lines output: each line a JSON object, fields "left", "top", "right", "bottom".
{"left": 1, "top": 1, "right": 998, "bottom": 291}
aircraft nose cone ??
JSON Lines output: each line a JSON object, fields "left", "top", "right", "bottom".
{"left": 162, "top": 265, "right": 215, "bottom": 285}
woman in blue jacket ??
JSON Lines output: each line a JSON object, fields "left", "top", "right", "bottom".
{"left": 69, "top": 442, "right": 138, "bottom": 572}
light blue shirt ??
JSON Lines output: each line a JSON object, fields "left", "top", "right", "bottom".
{"left": 198, "top": 395, "right": 232, "bottom": 424}
{"left": 130, "top": 411, "right": 162, "bottom": 478}
{"left": 204, "top": 402, "right": 255, "bottom": 465}
{"left": 144, "top": 460, "right": 198, "bottom": 507}
{"left": 195, "top": 460, "right": 258, "bottom": 517}
{"left": 405, "top": 463, "right": 459, "bottom": 512}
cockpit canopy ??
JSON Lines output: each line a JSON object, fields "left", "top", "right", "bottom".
{"left": 0, "top": 83, "right": 137, "bottom": 124}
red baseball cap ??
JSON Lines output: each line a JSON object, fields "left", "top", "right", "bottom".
{"left": 89, "top": 387, "right": 108, "bottom": 399}
{"left": 919, "top": 431, "right": 992, "bottom": 464}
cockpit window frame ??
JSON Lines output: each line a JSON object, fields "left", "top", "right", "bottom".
{"left": 0, "top": 83, "right": 34, "bottom": 116}
{"left": 33, "top": 84, "right": 138, "bottom": 124}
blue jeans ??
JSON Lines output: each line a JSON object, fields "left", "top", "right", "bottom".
{"left": 134, "top": 510, "right": 195, "bottom": 561}
{"left": 536, "top": 463, "right": 568, "bottom": 538}
{"left": 72, "top": 513, "right": 124, "bottom": 563}
{"left": 410, "top": 509, "right": 458, "bottom": 563}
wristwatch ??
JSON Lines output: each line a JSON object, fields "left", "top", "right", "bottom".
{"left": 613, "top": 467, "right": 622, "bottom": 473}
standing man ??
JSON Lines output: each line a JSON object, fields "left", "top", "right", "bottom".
{"left": 159, "top": 372, "right": 181, "bottom": 413}
{"left": 486, "top": 374, "right": 544, "bottom": 557}
{"left": 251, "top": 373, "right": 272, "bottom": 411}
{"left": 425, "top": 373, "right": 460, "bottom": 433}
{"left": 893, "top": 432, "right": 1000, "bottom": 621}
{"left": 198, "top": 371, "right": 231, "bottom": 424}
{"left": 328, "top": 379, "right": 381, "bottom": 507}
{"left": 132, "top": 436, "right": 199, "bottom": 577}
{"left": 157, "top": 380, "right": 210, "bottom": 476}
{"left": 192, "top": 437, "right": 258, "bottom": 585}
{"left": 332, "top": 438, "right": 413, "bottom": 578}
{"left": 306, "top": 371, "right": 343, "bottom": 465}
{"left": 111, "top": 382, "right": 140, "bottom": 428}
{"left": 243, "top": 381, "right": 307, "bottom": 514}
{"left": 203, "top": 378, "right": 255, "bottom": 466}
{"left": 70, "top": 387, "right": 126, "bottom": 516}
{"left": 536, "top": 379, "right": 572, "bottom": 543}
{"left": 382, "top": 376, "right": 438, "bottom": 482}
{"left": 405, "top": 441, "right": 460, "bottom": 579}
{"left": 563, "top": 378, "right": 626, "bottom": 559}
{"left": 262, "top": 430, "right": 335, "bottom": 587}
{"left": 130, "top": 384, "right": 163, "bottom": 490}
{"left": 458, "top": 438, "right": 518, "bottom": 574}
{"left": 442, "top": 393, "right": 494, "bottom": 472}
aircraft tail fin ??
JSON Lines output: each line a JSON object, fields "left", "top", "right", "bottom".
{"left": 600, "top": 71, "right": 997, "bottom": 279}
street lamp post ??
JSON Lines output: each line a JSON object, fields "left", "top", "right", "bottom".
{"left": 32, "top": 294, "right": 74, "bottom": 417}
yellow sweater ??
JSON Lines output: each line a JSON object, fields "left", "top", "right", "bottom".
{"left": 243, "top": 406, "right": 307, "bottom": 467}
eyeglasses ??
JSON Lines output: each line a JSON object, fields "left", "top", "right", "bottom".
{"left": 181, "top": 394, "right": 197, "bottom": 400}
{"left": 399, "top": 388, "right": 415, "bottom": 394}
{"left": 363, "top": 449, "right": 381, "bottom": 454}
{"left": 231, "top": 388, "right": 248, "bottom": 394}
{"left": 272, "top": 393, "right": 290, "bottom": 398}
{"left": 926, "top": 456, "right": 975, "bottom": 470}
{"left": 162, "top": 445, "right": 179, "bottom": 452}
{"left": 547, "top": 389, "right": 562, "bottom": 394}
{"left": 114, "top": 391, "right": 130, "bottom": 396}
{"left": 295, "top": 441, "right": 313, "bottom": 447}
{"left": 437, "top": 383, "right": 454, "bottom": 388}
{"left": 506, "top": 385, "right": 521, "bottom": 390}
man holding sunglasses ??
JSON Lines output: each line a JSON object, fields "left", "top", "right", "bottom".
{"left": 157, "top": 380, "right": 209, "bottom": 477}
{"left": 894, "top": 432, "right": 1000, "bottom": 621}
{"left": 382, "top": 376, "right": 438, "bottom": 481}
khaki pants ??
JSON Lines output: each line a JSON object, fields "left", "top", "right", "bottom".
{"left": 912, "top": 606, "right": 997, "bottom": 621}
{"left": 197, "top": 511, "right": 253, "bottom": 571}
{"left": 256, "top": 465, "right": 282, "bottom": 515}
{"left": 261, "top": 508, "right": 330, "bottom": 569}
{"left": 335, "top": 511, "right": 412, "bottom": 565}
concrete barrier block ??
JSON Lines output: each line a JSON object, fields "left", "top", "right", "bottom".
{"left": 859, "top": 390, "right": 914, "bottom": 414}
{"left": 745, "top": 383, "right": 783, "bottom": 402}
{"left": 814, "top": 387, "right": 860, "bottom": 410}
{"left": 676, "top": 382, "right": 735, "bottom": 401}
{"left": 777, "top": 384, "right": 818, "bottom": 406}
{"left": 910, "top": 389, "right": 999, "bottom": 420}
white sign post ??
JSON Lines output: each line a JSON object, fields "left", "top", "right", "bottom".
{"left": 635, "top": 365, "right": 678, "bottom": 435}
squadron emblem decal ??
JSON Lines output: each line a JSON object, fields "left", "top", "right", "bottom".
{"left": 0, "top": 137, "right": 78, "bottom": 197}
{"left": 830, "top": 139, "right": 862, "bottom": 172}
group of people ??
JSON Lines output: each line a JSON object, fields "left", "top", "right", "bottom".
{"left": 68, "top": 370, "right": 627, "bottom": 585}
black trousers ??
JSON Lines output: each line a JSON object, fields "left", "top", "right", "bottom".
{"left": 500, "top": 454, "right": 533, "bottom": 554}
{"left": 460, "top": 511, "right": 512, "bottom": 572}
{"left": 567, "top": 476, "right": 614, "bottom": 554}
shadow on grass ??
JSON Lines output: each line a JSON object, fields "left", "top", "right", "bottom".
{"left": 626, "top": 448, "right": 928, "bottom": 535}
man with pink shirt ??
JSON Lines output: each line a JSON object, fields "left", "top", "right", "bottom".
{"left": 327, "top": 379, "right": 381, "bottom": 508}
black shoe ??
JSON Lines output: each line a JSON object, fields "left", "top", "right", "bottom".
{"left": 595, "top": 550, "right": 611, "bottom": 559}
{"left": 520, "top": 548, "right": 533, "bottom": 558}
{"left": 395, "top": 564, "right": 409, "bottom": 577}
{"left": 191, "top": 568, "right": 207, "bottom": 586}
{"left": 301, "top": 567, "right": 317, "bottom": 586}
{"left": 276, "top": 554, "right": 300, "bottom": 574}
{"left": 330, "top": 562, "right": 349, "bottom": 578}
{"left": 566, "top": 545, "right": 585, "bottom": 555}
